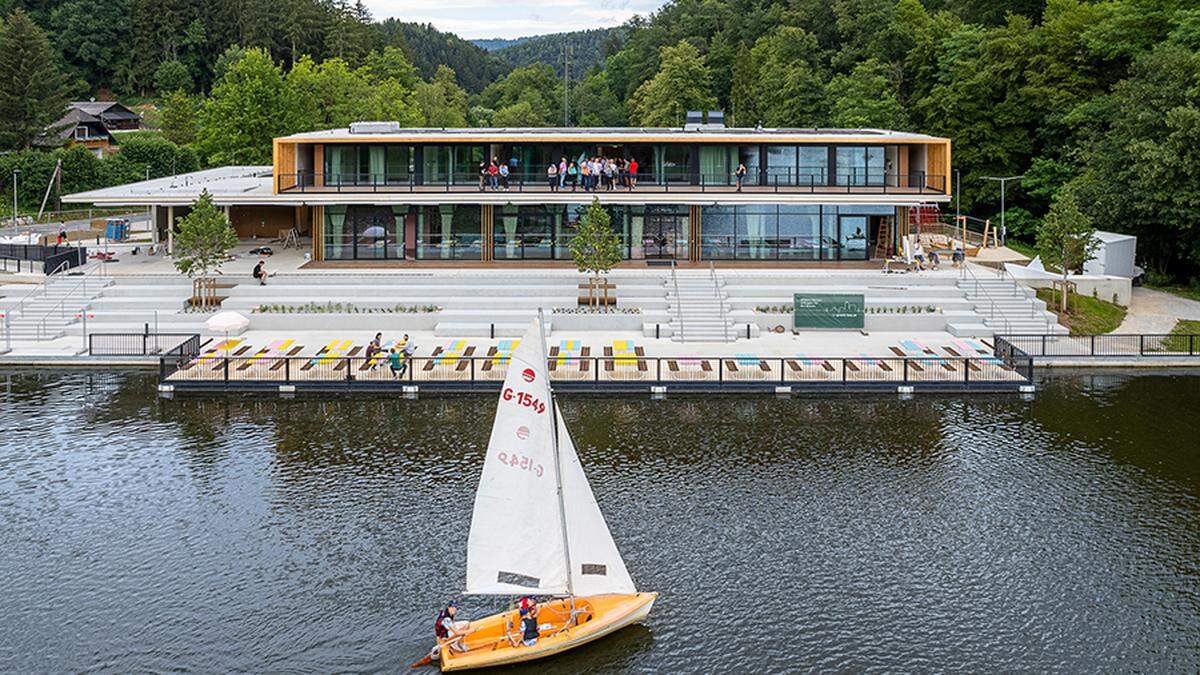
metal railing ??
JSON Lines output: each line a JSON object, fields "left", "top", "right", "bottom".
{"left": 995, "top": 333, "right": 1200, "bottom": 358}
{"left": 9, "top": 259, "right": 74, "bottom": 318}
{"left": 159, "top": 335, "right": 203, "bottom": 378}
{"left": 0, "top": 244, "right": 88, "bottom": 274}
{"left": 29, "top": 263, "right": 109, "bottom": 340}
{"left": 276, "top": 170, "right": 949, "bottom": 195}
{"left": 960, "top": 263, "right": 1011, "bottom": 334}
{"left": 90, "top": 332, "right": 200, "bottom": 356}
{"left": 159, "top": 352, "right": 1033, "bottom": 391}
{"left": 710, "top": 261, "right": 729, "bottom": 342}
{"left": 670, "top": 260, "right": 684, "bottom": 342}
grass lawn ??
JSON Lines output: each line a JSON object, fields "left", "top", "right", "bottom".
{"left": 1157, "top": 319, "right": 1200, "bottom": 352}
{"left": 1037, "top": 287, "right": 1128, "bottom": 334}
{"left": 1005, "top": 239, "right": 1038, "bottom": 259}
{"left": 1147, "top": 283, "right": 1200, "bottom": 303}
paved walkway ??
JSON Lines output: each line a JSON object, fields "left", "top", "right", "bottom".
{"left": 1116, "top": 287, "right": 1200, "bottom": 333}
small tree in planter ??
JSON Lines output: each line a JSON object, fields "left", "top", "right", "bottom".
{"left": 174, "top": 190, "right": 238, "bottom": 309}
{"left": 1036, "top": 187, "right": 1098, "bottom": 314}
{"left": 568, "top": 198, "right": 623, "bottom": 308}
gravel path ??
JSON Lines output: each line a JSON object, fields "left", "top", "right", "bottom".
{"left": 1116, "top": 287, "right": 1200, "bottom": 333}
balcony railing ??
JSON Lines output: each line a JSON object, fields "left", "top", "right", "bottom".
{"left": 275, "top": 170, "right": 948, "bottom": 195}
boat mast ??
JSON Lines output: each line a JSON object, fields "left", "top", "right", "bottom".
{"left": 541, "top": 309, "right": 575, "bottom": 599}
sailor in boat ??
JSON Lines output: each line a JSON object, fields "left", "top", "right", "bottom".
{"left": 518, "top": 597, "right": 540, "bottom": 647}
{"left": 433, "top": 601, "right": 471, "bottom": 657}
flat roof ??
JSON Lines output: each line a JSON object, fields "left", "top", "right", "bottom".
{"left": 64, "top": 166, "right": 275, "bottom": 204}
{"left": 276, "top": 125, "right": 949, "bottom": 145}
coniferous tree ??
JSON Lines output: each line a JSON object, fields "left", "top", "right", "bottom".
{"left": 0, "top": 9, "right": 70, "bottom": 150}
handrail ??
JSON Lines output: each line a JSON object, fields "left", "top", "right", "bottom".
{"left": 31, "top": 262, "right": 108, "bottom": 340}
{"left": 670, "top": 260, "right": 684, "bottom": 342}
{"left": 10, "top": 259, "right": 74, "bottom": 317}
{"left": 960, "top": 263, "right": 1011, "bottom": 335}
{"left": 710, "top": 261, "right": 729, "bottom": 342}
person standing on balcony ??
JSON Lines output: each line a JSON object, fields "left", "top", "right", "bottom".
{"left": 478, "top": 160, "right": 487, "bottom": 191}
{"left": 558, "top": 157, "right": 567, "bottom": 188}
{"left": 735, "top": 162, "right": 748, "bottom": 192}
{"left": 628, "top": 158, "right": 639, "bottom": 190}
{"left": 499, "top": 162, "right": 510, "bottom": 191}
{"left": 487, "top": 159, "right": 499, "bottom": 190}
{"left": 547, "top": 162, "right": 559, "bottom": 191}
{"left": 567, "top": 161, "right": 578, "bottom": 191}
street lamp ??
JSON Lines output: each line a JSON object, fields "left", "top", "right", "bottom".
{"left": 981, "top": 174, "right": 1024, "bottom": 246}
{"left": 10, "top": 169, "right": 18, "bottom": 232}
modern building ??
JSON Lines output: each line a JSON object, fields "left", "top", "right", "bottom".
{"left": 64, "top": 123, "right": 951, "bottom": 264}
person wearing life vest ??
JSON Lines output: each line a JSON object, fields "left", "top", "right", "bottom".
{"left": 433, "top": 600, "right": 471, "bottom": 658}
{"left": 518, "top": 596, "right": 540, "bottom": 647}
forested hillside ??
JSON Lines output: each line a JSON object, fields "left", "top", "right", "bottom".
{"left": 3, "top": 0, "right": 1200, "bottom": 280}
{"left": 491, "top": 28, "right": 624, "bottom": 77}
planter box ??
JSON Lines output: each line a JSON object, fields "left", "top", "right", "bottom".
{"left": 249, "top": 312, "right": 440, "bottom": 331}
{"left": 548, "top": 313, "right": 645, "bottom": 331}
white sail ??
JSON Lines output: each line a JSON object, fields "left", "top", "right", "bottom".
{"left": 555, "top": 409, "right": 637, "bottom": 595}
{"left": 465, "top": 319, "right": 568, "bottom": 595}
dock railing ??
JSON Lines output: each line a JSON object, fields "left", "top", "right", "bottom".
{"left": 90, "top": 332, "right": 201, "bottom": 357}
{"left": 159, "top": 351, "right": 1032, "bottom": 392}
{"left": 995, "top": 333, "right": 1200, "bottom": 358}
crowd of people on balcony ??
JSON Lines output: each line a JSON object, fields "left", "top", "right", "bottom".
{"left": 477, "top": 156, "right": 641, "bottom": 192}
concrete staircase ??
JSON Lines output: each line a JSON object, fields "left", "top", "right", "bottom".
{"left": 666, "top": 270, "right": 737, "bottom": 342}
{"left": 955, "top": 276, "right": 1066, "bottom": 335}
{"left": 0, "top": 272, "right": 113, "bottom": 341}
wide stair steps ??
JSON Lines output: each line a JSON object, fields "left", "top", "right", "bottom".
{"left": 666, "top": 272, "right": 737, "bottom": 342}
{"left": 1, "top": 275, "right": 114, "bottom": 341}
{"left": 956, "top": 277, "right": 1067, "bottom": 336}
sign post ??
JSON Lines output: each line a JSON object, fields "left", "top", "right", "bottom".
{"left": 793, "top": 293, "right": 865, "bottom": 330}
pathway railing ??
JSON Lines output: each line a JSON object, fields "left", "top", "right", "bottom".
{"left": 995, "top": 333, "right": 1200, "bottom": 358}
{"left": 670, "top": 260, "right": 684, "bottom": 342}
{"left": 90, "top": 332, "right": 201, "bottom": 357}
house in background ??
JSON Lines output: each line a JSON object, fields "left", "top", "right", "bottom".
{"left": 37, "top": 101, "right": 142, "bottom": 158}
{"left": 68, "top": 101, "right": 142, "bottom": 131}
{"left": 36, "top": 107, "right": 118, "bottom": 157}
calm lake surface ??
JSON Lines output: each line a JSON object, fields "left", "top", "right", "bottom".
{"left": 1, "top": 370, "right": 1198, "bottom": 673}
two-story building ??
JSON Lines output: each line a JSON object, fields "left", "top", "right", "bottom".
{"left": 65, "top": 122, "right": 951, "bottom": 265}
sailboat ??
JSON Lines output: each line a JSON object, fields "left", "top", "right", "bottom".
{"left": 429, "top": 316, "right": 657, "bottom": 671}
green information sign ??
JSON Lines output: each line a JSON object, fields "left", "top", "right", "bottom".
{"left": 793, "top": 293, "right": 865, "bottom": 330}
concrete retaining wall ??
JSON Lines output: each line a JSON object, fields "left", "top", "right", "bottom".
{"left": 754, "top": 312, "right": 949, "bottom": 332}
{"left": 248, "top": 312, "right": 440, "bottom": 331}
{"left": 1017, "top": 276, "right": 1132, "bottom": 306}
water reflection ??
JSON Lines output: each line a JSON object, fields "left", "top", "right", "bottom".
{"left": 0, "top": 370, "right": 1197, "bottom": 672}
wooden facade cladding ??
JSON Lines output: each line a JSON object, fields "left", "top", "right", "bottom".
{"left": 688, "top": 206, "right": 702, "bottom": 263}
{"left": 927, "top": 141, "right": 951, "bottom": 191}
{"left": 273, "top": 140, "right": 297, "bottom": 194}
{"left": 481, "top": 205, "right": 495, "bottom": 262}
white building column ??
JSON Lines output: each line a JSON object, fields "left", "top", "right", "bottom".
{"left": 149, "top": 205, "right": 158, "bottom": 248}
{"left": 167, "top": 205, "right": 174, "bottom": 255}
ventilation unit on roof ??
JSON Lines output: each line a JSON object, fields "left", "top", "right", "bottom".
{"left": 349, "top": 121, "right": 402, "bottom": 134}
{"left": 684, "top": 110, "right": 727, "bottom": 131}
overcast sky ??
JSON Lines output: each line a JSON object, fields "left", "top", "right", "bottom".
{"left": 362, "top": 0, "right": 669, "bottom": 40}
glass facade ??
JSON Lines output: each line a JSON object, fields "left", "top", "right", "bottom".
{"left": 318, "top": 202, "right": 894, "bottom": 262}
{"left": 316, "top": 142, "right": 917, "bottom": 190}
{"left": 323, "top": 205, "right": 405, "bottom": 260}
{"left": 700, "top": 204, "right": 894, "bottom": 261}
{"left": 416, "top": 204, "right": 482, "bottom": 259}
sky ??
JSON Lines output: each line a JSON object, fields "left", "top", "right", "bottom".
{"left": 362, "top": 0, "right": 670, "bottom": 40}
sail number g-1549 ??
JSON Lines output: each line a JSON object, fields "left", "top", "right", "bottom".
{"left": 502, "top": 387, "right": 546, "bottom": 415}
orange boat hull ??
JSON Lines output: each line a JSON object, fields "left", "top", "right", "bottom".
{"left": 438, "top": 592, "right": 657, "bottom": 671}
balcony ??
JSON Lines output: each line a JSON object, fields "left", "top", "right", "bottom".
{"left": 275, "top": 170, "right": 948, "bottom": 196}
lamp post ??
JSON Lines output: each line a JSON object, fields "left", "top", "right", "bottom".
{"left": 981, "top": 174, "right": 1024, "bottom": 246}
{"left": 11, "top": 169, "right": 18, "bottom": 232}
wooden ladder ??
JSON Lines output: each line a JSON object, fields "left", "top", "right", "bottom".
{"left": 874, "top": 217, "right": 892, "bottom": 259}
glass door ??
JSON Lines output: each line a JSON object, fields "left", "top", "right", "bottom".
{"left": 644, "top": 210, "right": 683, "bottom": 259}
{"left": 838, "top": 215, "right": 869, "bottom": 260}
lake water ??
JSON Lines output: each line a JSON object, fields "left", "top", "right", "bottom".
{"left": 1, "top": 370, "right": 1198, "bottom": 672}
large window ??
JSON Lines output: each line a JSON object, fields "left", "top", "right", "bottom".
{"left": 323, "top": 205, "right": 404, "bottom": 260}
{"left": 835, "top": 146, "right": 885, "bottom": 186}
{"left": 495, "top": 205, "right": 559, "bottom": 260}
{"left": 324, "top": 144, "right": 413, "bottom": 186}
{"left": 700, "top": 204, "right": 890, "bottom": 261}
{"left": 415, "top": 205, "right": 482, "bottom": 260}
{"left": 766, "top": 145, "right": 829, "bottom": 187}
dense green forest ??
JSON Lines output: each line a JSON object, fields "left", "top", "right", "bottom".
{"left": 488, "top": 28, "right": 624, "bottom": 77}
{"left": 2, "top": 0, "right": 1200, "bottom": 281}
